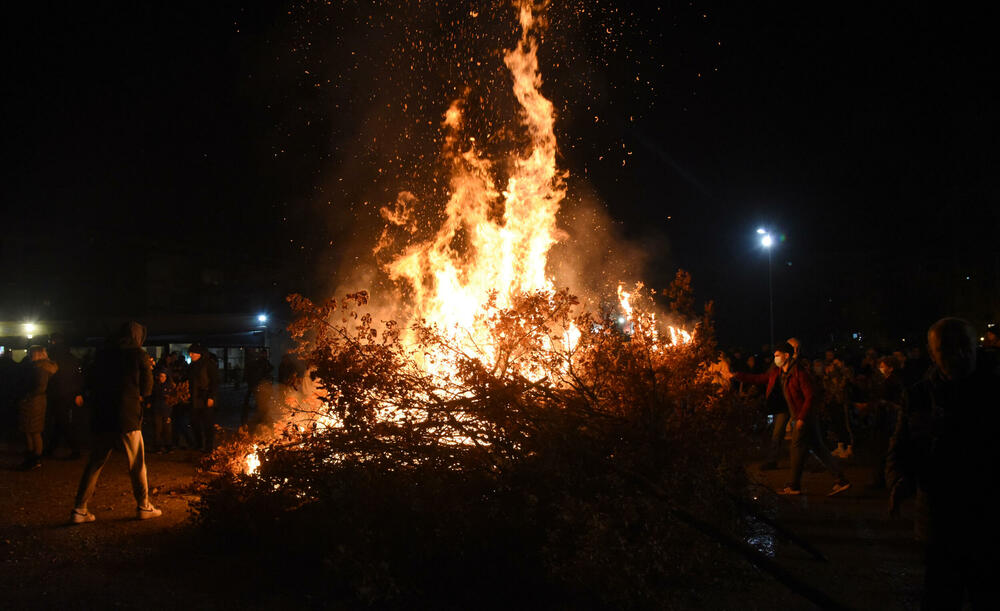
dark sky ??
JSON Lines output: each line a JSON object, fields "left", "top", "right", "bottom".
{"left": 3, "top": 1, "right": 997, "bottom": 349}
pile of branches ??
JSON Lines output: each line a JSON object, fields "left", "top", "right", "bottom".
{"left": 196, "top": 275, "right": 759, "bottom": 608}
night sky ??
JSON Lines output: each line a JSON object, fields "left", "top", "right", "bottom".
{"left": 3, "top": 1, "right": 997, "bottom": 351}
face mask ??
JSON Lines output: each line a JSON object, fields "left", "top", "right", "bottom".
{"left": 774, "top": 355, "right": 786, "bottom": 368}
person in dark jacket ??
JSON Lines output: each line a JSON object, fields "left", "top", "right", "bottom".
{"left": 17, "top": 345, "right": 59, "bottom": 470}
{"left": 733, "top": 342, "right": 850, "bottom": 496}
{"left": 44, "top": 333, "right": 85, "bottom": 459}
{"left": 885, "top": 317, "right": 999, "bottom": 609}
{"left": 241, "top": 347, "right": 273, "bottom": 427}
{"left": 187, "top": 343, "right": 219, "bottom": 452}
{"left": 70, "top": 321, "right": 161, "bottom": 524}
{"left": 149, "top": 368, "right": 175, "bottom": 453}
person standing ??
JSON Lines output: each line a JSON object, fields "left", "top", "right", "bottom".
{"left": 886, "top": 318, "right": 999, "bottom": 608}
{"left": 44, "top": 333, "right": 85, "bottom": 459}
{"left": 149, "top": 368, "right": 175, "bottom": 453}
{"left": 187, "top": 343, "right": 219, "bottom": 453}
{"left": 241, "top": 347, "right": 273, "bottom": 427}
{"left": 734, "top": 342, "right": 850, "bottom": 496}
{"left": 17, "top": 345, "right": 58, "bottom": 470}
{"left": 69, "top": 321, "right": 161, "bottom": 523}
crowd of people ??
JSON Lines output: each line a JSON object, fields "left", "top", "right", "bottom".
{"left": 725, "top": 339, "right": 932, "bottom": 494}
{"left": 0, "top": 323, "right": 289, "bottom": 525}
{"left": 723, "top": 320, "right": 999, "bottom": 608}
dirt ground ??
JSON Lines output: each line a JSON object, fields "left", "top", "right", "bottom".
{"left": 1, "top": 412, "right": 925, "bottom": 610}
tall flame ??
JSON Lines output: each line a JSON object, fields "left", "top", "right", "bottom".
{"left": 382, "top": 1, "right": 565, "bottom": 360}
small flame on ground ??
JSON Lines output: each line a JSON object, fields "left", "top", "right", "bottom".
{"left": 245, "top": 446, "right": 260, "bottom": 476}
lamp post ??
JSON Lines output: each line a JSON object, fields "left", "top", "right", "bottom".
{"left": 757, "top": 228, "right": 775, "bottom": 349}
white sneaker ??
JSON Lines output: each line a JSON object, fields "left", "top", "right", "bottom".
{"left": 70, "top": 509, "right": 96, "bottom": 524}
{"left": 136, "top": 505, "right": 163, "bottom": 520}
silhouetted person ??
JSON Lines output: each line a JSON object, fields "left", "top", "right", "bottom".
{"left": 17, "top": 345, "right": 58, "bottom": 470}
{"left": 862, "top": 356, "right": 905, "bottom": 489}
{"left": 70, "top": 322, "right": 161, "bottom": 524}
{"left": 44, "top": 333, "right": 85, "bottom": 459}
{"left": 0, "top": 350, "right": 16, "bottom": 440}
{"left": 902, "top": 345, "right": 932, "bottom": 389}
{"left": 241, "top": 347, "right": 273, "bottom": 426}
{"left": 149, "top": 368, "right": 175, "bottom": 453}
{"left": 278, "top": 352, "right": 304, "bottom": 390}
{"left": 187, "top": 343, "right": 219, "bottom": 452}
{"left": 886, "top": 317, "right": 999, "bottom": 609}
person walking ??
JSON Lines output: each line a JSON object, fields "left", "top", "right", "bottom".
{"left": 734, "top": 342, "right": 850, "bottom": 496}
{"left": 69, "top": 321, "right": 161, "bottom": 524}
{"left": 16, "top": 345, "right": 58, "bottom": 470}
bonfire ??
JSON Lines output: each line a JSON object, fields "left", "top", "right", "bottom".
{"left": 197, "top": 3, "right": 760, "bottom": 606}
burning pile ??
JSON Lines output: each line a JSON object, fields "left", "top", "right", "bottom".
{"left": 197, "top": 3, "right": 757, "bottom": 606}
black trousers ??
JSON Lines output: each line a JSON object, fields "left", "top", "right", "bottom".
{"left": 191, "top": 407, "right": 215, "bottom": 451}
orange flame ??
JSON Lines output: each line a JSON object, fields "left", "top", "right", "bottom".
{"left": 381, "top": 1, "right": 569, "bottom": 369}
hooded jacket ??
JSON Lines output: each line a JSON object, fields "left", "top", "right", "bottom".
{"left": 91, "top": 321, "right": 153, "bottom": 432}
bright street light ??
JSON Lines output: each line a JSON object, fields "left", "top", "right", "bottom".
{"left": 756, "top": 229, "right": 776, "bottom": 349}
{"left": 257, "top": 314, "right": 268, "bottom": 324}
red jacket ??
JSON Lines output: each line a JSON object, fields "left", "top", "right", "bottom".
{"left": 734, "top": 361, "right": 815, "bottom": 420}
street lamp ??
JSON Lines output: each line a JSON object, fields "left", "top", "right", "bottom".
{"left": 257, "top": 314, "right": 268, "bottom": 324}
{"left": 757, "top": 228, "right": 775, "bottom": 349}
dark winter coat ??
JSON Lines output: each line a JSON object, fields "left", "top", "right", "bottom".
{"left": 885, "top": 362, "right": 1000, "bottom": 544}
{"left": 188, "top": 353, "right": 219, "bottom": 410}
{"left": 150, "top": 373, "right": 176, "bottom": 416}
{"left": 91, "top": 322, "right": 153, "bottom": 433}
{"left": 733, "top": 359, "right": 816, "bottom": 420}
{"left": 18, "top": 358, "right": 59, "bottom": 433}
{"left": 46, "top": 344, "right": 84, "bottom": 402}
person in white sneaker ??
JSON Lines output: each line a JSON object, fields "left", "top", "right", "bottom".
{"left": 733, "top": 342, "right": 850, "bottom": 496}
{"left": 69, "top": 322, "right": 162, "bottom": 524}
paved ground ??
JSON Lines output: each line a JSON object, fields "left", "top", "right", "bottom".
{"left": 746, "top": 455, "right": 924, "bottom": 610}
{"left": 0, "top": 391, "right": 926, "bottom": 609}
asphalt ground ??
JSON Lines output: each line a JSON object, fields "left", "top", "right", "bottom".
{"left": 0, "top": 390, "right": 926, "bottom": 610}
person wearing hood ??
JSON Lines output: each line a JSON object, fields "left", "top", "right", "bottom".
{"left": 187, "top": 343, "right": 219, "bottom": 452}
{"left": 70, "top": 321, "right": 161, "bottom": 524}
{"left": 17, "top": 345, "right": 59, "bottom": 470}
